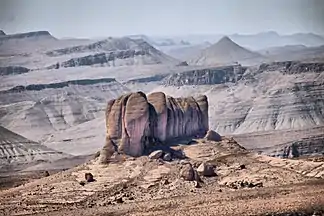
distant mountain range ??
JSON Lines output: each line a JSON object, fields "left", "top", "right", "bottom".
{"left": 150, "top": 31, "right": 324, "bottom": 50}
{"left": 230, "top": 31, "right": 324, "bottom": 50}
{"left": 0, "top": 31, "right": 179, "bottom": 68}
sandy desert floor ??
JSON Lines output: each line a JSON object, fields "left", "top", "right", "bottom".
{"left": 1, "top": 138, "right": 324, "bottom": 216}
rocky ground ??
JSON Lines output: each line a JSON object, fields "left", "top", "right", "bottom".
{"left": 1, "top": 137, "right": 324, "bottom": 216}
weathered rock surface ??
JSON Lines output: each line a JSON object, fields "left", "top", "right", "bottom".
{"left": 104, "top": 92, "right": 209, "bottom": 157}
{"left": 99, "top": 137, "right": 116, "bottom": 164}
{"left": 1, "top": 78, "right": 117, "bottom": 94}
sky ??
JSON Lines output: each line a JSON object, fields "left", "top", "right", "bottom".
{"left": 1, "top": 0, "right": 324, "bottom": 38}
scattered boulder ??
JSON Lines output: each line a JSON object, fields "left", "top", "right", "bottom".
{"left": 44, "top": 171, "right": 50, "bottom": 177}
{"left": 204, "top": 130, "right": 222, "bottom": 142}
{"left": 94, "top": 151, "right": 100, "bottom": 159}
{"left": 85, "top": 173, "right": 95, "bottom": 182}
{"left": 149, "top": 150, "right": 163, "bottom": 159}
{"left": 79, "top": 181, "right": 86, "bottom": 186}
{"left": 226, "top": 180, "right": 263, "bottom": 189}
{"left": 180, "top": 163, "right": 202, "bottom": 184}
{"left": 239, "top": 164, "right": 246, "bottom": 170}
{"left": 197, "top": 163, "right": 216, "bottom": 177}
{"left": 180, "top": 163, "right": 195, "bottom": 181}
{"left": 162, "top": 153, "right": 172, "bottom": 161}
{"left": 176, "top": 61, "right": 189, "bottom": 66}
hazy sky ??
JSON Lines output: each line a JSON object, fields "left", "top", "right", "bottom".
{"left": 1, "top": 0, "right": 324, "bottom": 38}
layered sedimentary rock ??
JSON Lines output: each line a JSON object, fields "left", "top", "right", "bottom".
{"left": 162, "top": 65, "right": 246, "bottom": 86}
{"left": 0, "top": 66, "right": 30, "bottom": 76}
{"left": 104, "top": 92, "right": 209, "bottom": 156}
{"left": 255, "top": 134, "right": 324, "bottom": 158}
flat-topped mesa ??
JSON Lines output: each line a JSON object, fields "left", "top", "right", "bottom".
{"left": 104, "top": 92, "right": 209, "bottom": 157}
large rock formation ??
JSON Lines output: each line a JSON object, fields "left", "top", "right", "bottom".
{"left": 104, "top": 92, "right": 209, "bottom": 156}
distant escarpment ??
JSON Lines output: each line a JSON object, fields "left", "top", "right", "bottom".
{"left": 0, "top": 66, "right": 30, "bottom": 76}
{"left": 256, "top": 134, "right": 324, "bottom": 158}
{"left": 46, "top": 37, "right": 177, "bottom": 68}
{"left": 257, "top": 61, "right": 324, "bottom": 74}
{"left": 162, "top": 65, "right": 247, "bottom": 86}
{"left": 103, "top": 92, "right": 209, "bottom": 157}
{"left": 0, "top": 126, "right": 67, "bottom": 168}
{"left": 1, "top": 78, "right": 116, "bottom": 94}
{"left": 46, "top": 37, "right": 140, "bottom": 56}
{"left": 48, "top": 51, "right": 149, "bottom": 68}
{"left": 0, "top": 31, "right": 55, "bottom": 42}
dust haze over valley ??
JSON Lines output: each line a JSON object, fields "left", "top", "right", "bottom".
{"left": 1, "top": 0, "right": 324, "bottom": 215}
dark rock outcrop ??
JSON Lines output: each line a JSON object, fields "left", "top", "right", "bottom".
{"left": 104, "top": 92, "right": 209, "bottom": 157}
{"left": 257, "top": 135, "right": 324, "bottom": 158}
{"left": 162, "top": 65, "right": 246, "bottom": 86}
{"left": 1, "top": 78, "right": 116, "bottom": 94}
{"left": 257, "top": 61, "right": 324, "bottom": 74}
{"left": 0, "top": 30, "right": 5, "bottom": 36}
{"left": 0, "top": 66, "right": 30, "bottom": 76}
{"left": 99, "top": 137, "right": 116, "bottom": 164}
{"left": 176, "top": 61, "right": 189, "bottom": 66}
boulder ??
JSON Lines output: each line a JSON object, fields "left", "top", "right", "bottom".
{"left": 149, "top": 150, "right": 163, "bottom": 159}
{"left": 204, "top": 130, "right": 222, "bottom": 142}
{"left": 197, "top": 163, "right": 216, "bottom": 177}
{"left": 163, "top": 153, "right": 172, "bottom": 161}
{"left": 180, "top": 163, "right": 195, "bottom": 181}
{"left": 44, "top": 171, "right": 50, "bottom": 177}
{"left": 85, "top": 173, "right": 94, "bottom": 182}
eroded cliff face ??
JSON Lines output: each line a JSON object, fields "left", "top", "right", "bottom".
{"left": 104, "top": 92, "right": 209, "bottom": 156}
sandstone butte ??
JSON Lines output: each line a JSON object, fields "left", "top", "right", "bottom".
{"left": 102, "top": 91, "right": 209, "bottom": 158}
